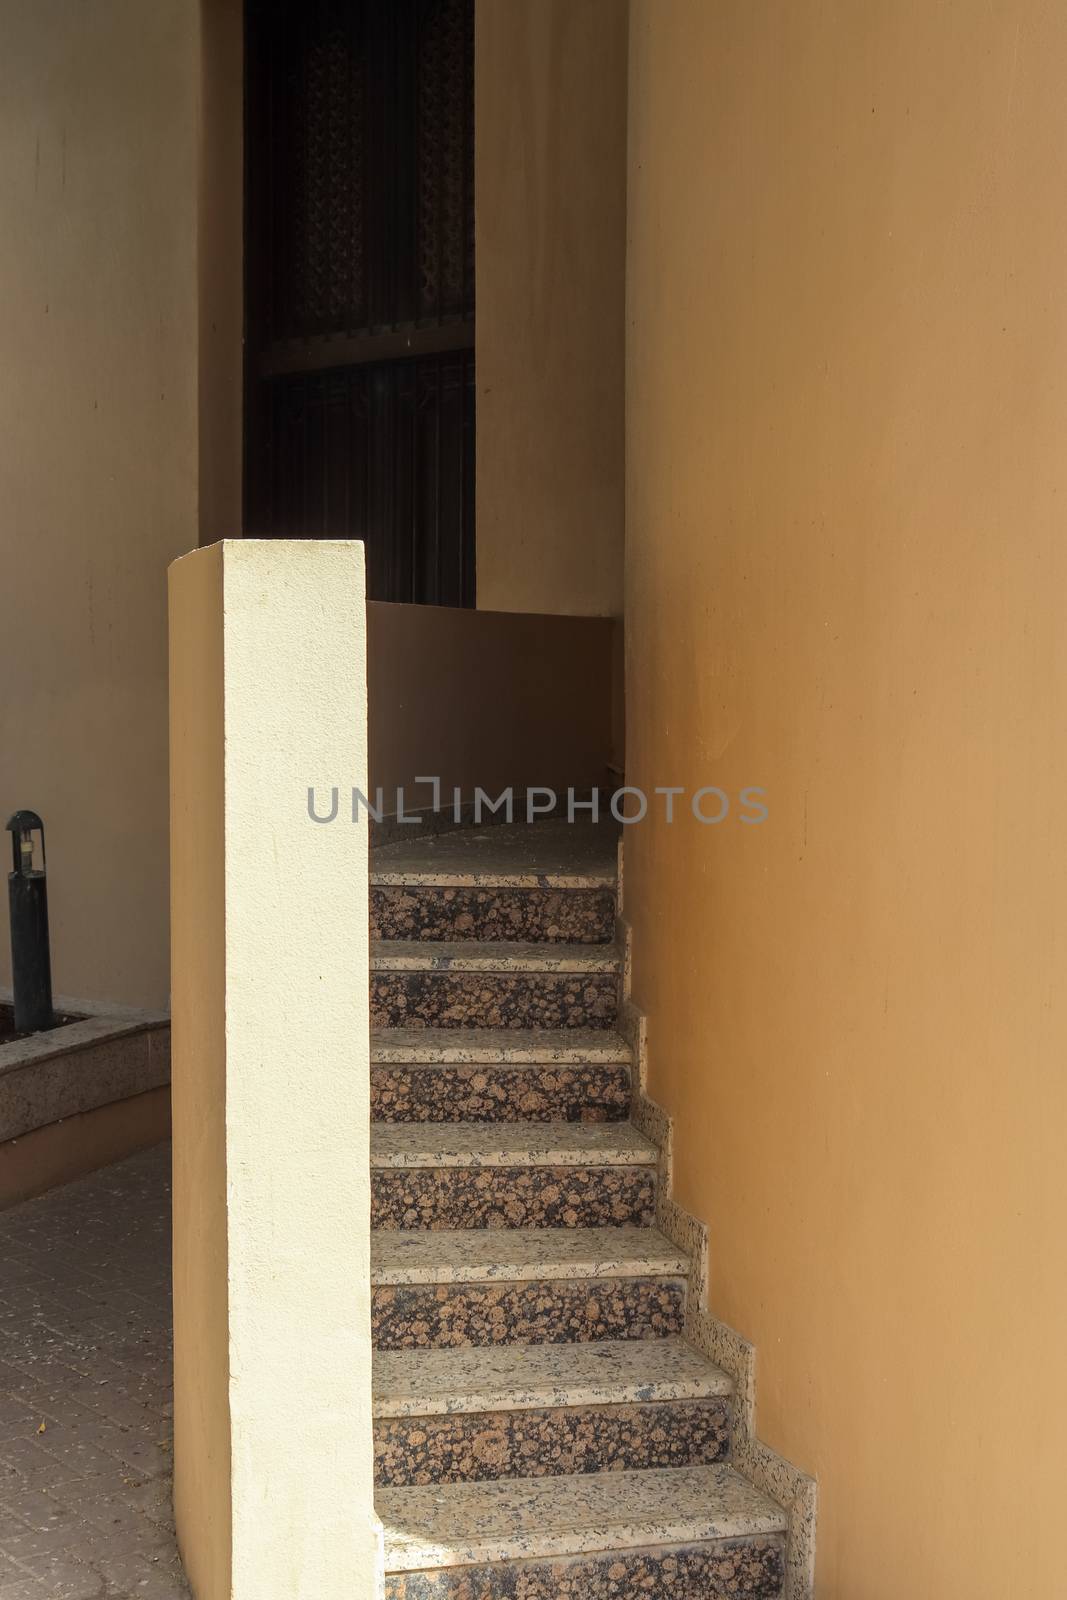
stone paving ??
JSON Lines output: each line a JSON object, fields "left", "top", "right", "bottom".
{"left": 0, "top": 1146, "right": 188, "bottom": 1598}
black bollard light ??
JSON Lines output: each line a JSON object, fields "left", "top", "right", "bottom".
{"left": 6, "top": 811, "right": 55, "bottom": 1035}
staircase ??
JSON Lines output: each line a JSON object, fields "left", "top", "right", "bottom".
{"left": 368, "top": 821, "right": 789, "bottom": 1599}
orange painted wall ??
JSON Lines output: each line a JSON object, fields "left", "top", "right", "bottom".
{"left": 625, "top": 2, "right": 1067, "bottom": 1594}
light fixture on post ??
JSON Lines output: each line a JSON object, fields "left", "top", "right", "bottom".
{"left": 5, "top": 810, "right": 55, "bottom": 1035}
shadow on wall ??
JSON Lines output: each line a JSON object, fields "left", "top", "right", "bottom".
{"left": 367, "top": 603, "right": 623, "bottom": 816}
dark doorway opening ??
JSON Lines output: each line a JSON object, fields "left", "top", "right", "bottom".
{"left": 244, "top": 0, "right": 475, "bottom": 606}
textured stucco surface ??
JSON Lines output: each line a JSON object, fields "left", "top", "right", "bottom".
{"left": 170, "top": 541, "right": 379, "bottom": 1598}
{"left": 625, "top": 3, "right": 1067, "bottom": 1594}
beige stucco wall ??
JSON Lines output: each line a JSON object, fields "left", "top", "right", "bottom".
{"left": 475, "top": 0, "right": 627, "bottom": 616}
{"left": 0, "top": 0, "right": 200, "bottom": 1010}
{"left": 625, "top": 3, "right": 1067, "bottom": 1595}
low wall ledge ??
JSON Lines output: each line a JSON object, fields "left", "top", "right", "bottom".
{"left": 0, "top": 991, "right": 170, "bottom": 1145}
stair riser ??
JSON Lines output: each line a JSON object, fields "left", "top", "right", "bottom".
{"left": 371, "top": 1063, "right": 631, "bottom": 1123}
{"left": 374, "top": 1397, "right": 730, "bottom": 1487}
{"left": 370, "top": 973, "right": 619, "bottom": 1030}
{"left": 372, "top": 1278, "right": 686, "bottom": 1350}
{"left": 371, "top": 1167, "right": 656, "bottom": 1230}
{"left": 371, "top": 886, "right": 616, "bottom": 944}
{"left": 383, "top": 1538, "right": 786, "bottom": 1599}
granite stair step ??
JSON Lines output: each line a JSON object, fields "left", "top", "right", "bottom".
{"left": 371, "top": 1227, "right": 688, "bottom": 1350}
{"left": 370, "top": 819, "right": 618, "bottom": 942}
{"left": 373, "top": 1336, "right": 728, "bottom": 1415}
{"left": 371, "top": 1027, "right": 632, "bottom": 1064}
{"left": 370, "top": 1120, "right": 654, "bottom": 1168}
{"left": 371, "top": 940, "right": 621, "bottom": 972}
{"left": 371, "top": 1058, "right": 632, "bottom": 1124}
{"left": 371, "top": 883, "right": 616, "bottom": 944}
{"left": 378, "top": 1463, "right": 787, "bottom": 1597}
{"left": 370, "top": 820, "right": 617, "bottom": 890}
{"left": 371, "top": 945, "right": 620, "bottom": 1032}
{"left": 371, "top": 1226, "right": 685, "bottom": 1285}
{"left": 371, "top": 1028, "right": 633, "bottom": 1125}
{"left": 370, "top": 862, "right": 615, "bottom": 890}
{"left": 370, "top": 1121, "right": 656, "bottom": 1230}
{"left": 372, "top": 1338, "right": 733, "bottom": 1487}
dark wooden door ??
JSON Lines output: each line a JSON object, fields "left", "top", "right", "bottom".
{"left": 244, "top": 0, "right": 475, "bottom": 605}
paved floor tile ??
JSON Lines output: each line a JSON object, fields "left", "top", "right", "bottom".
{"left": 0, "top": 1148, "right": 188, "bottom": 1598}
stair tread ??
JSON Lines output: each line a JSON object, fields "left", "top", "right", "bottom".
{"left": 377, "top": 1462, "right": 786, "bottom": 1572}
{"left": 371, "top": 1226, "right": 686, "bottom": 1285}
{"left": 371, "top": 819, "right": 617, "bottom": 890}
{"left": 372, "top": 1336, "right": 730, "bottom": 1417}
{"left": 371, "top": 939, "right": 620, "bottom": 973}
{"left": 371, "top": 1027, "right": 632, "bottom": 1064}
{"left": 372, "top": 867, "right": 615, "bottom": 889}
{"left": 370, "top": 1120, "right": 654, "bottom": 1170}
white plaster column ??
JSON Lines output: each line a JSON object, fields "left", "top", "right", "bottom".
{"left": 169, "top": 540, "right": 378, "bottom": 1599}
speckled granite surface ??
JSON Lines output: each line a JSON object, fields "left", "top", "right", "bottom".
{"left": 0, "top": 1014, "right": 170, "bottom": 1143}
{"left": 371, "top": 1278, "right": 686, "bottom": 1350}
{"left": 382, "top": 1537, "right": 785, "bottom": 1599}
{"left": 371, "top": 886, "right": 616, "bottom": 944}
{"left": 375, "top": 1396, "right": 731, "bottom": 1486}
{"left": 365, "top": 826, "right": 794, "bottom": 1598}
{"left": 370, "top": 1227, "right": 686, "bottom": 1285}
{"left": 370, "top": 972, "right": 619, "bottom": 1030}
{"left": 373, "top": 1338, "right": 732, "bottom": 1417}
{"left": 371, "top": 1165, "right": 656, "bottom": 1230}
{"left": 372, "top": 1027, "right": 632, "bottom": 1063}
{"left": 370, "top": 820, "right": 618, "bottom": 889}
{"left": 378, "top": 1463, "right": 787, "bottom": 1570}
{"left": 371, "top": 1062, "right": 632, "bottom": 1123}
{"left": 372, "top": 941, "right": 621, "bottom": 972}
{"left": 370, "top": 1121, "right": 654, "bottom": 1167}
